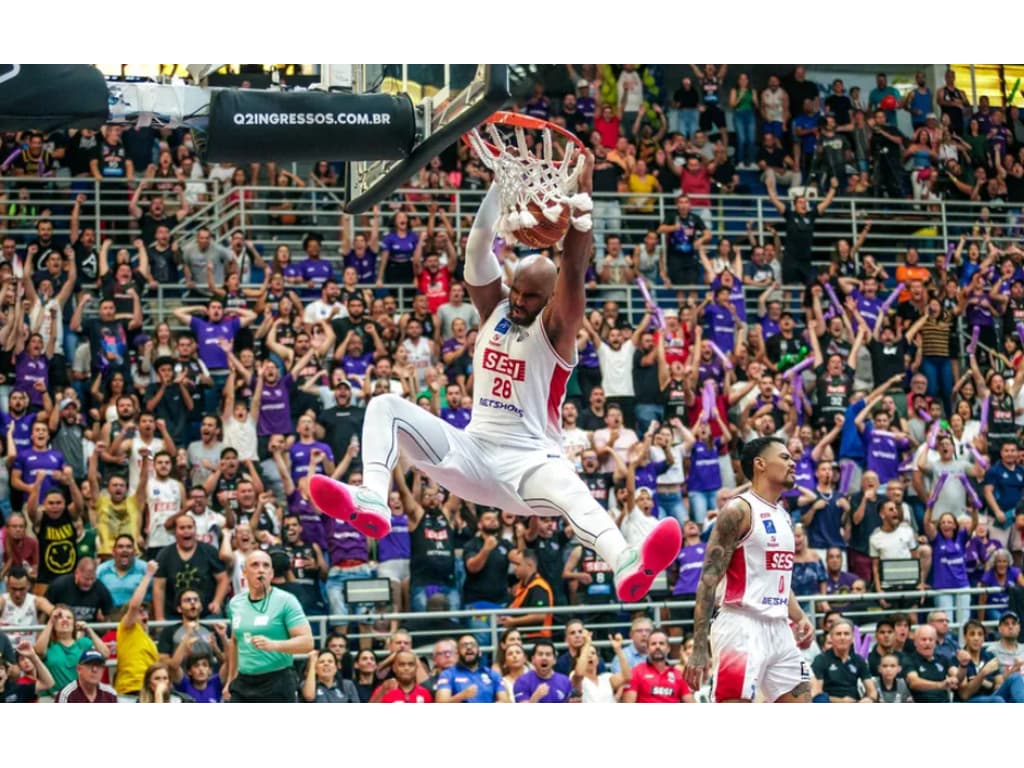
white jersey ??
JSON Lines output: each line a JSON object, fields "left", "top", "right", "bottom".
{"left": 0, "top": 592, "right": 38, "bottom": 644}
{"left": 466, "top": 300, "right": 575, "bottom": 451}
{"left": 146, "top": 477, "right": 183, "bottom": 549}
{"left": 189, "top": 507, "right": 226, "bottom": 547}
{"left": 561, "top": 427, "right": 591, "bottom": 470}
{"left": 129, "top": 436, "right": 164, "bottom": 492}
{"left": 762, "top": 87, "right": 785, "bottom": 123}
{"left": 721, "top": 490, "right": 795, "bottom": 620}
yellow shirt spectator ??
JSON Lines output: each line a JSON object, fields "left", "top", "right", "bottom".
{"left": 626, "top": 164, "right": 662, "bottom": 213}
{"left": 95, "top": 493, "right": 141, "bottom": 557}
{"left": 115, "top": 615, "right": 158, "bottom": 695}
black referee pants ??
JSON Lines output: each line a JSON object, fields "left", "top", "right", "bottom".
{"left": 229, "top": 667, "right": 298, "bottom": 703}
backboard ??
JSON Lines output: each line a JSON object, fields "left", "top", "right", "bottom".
{"left": 345, "top": 64, "right": 510, "bottom": 213}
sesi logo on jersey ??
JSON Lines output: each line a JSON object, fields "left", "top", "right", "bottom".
{"left": 490, "top": 317, "right": 512, "bottom": 345}
{"left": 482, "top": 349, "right": 526, "bottom": 381}
{"left": 765, "top": 551, "right": 794, "bottom": 570}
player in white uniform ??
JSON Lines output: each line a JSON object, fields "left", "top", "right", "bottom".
{"left": 309, "top": 158, "right": 681, "bottom": 602}
{"left": 141, "top": 450, "right": 185, "bottom": 558}
{"left": 684, "top": 436, "right": 815, "bottom": 702}
{"left": 0, "top": 566, "right": 53, "bottom": 645}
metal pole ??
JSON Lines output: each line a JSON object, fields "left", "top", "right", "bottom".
{"left": 940, "top": 196, "right": 949, "bottom": 250}
{"left": 93, "top": 178, "right": 101, "bottom": 239}
{"left": 488, "top": 614, "right": 499, "bottom": 662}
{"left": 755, "top": 196, "right": 764, "bottom": 245}
{"left": 970, "top": 64, "right": 978, "bottom": 107}
{"left": 849, "top": 197, "right": 860, "bottom": 276}
{"left": 239, "top": 187, "right": 246, "bottom": 236}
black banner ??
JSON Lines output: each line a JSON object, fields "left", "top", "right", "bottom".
{"left": 0, "top": 65, "right": 109, "bottom": 131}
{"left": 206, "top": 90, "right": 416, "bottom": 162}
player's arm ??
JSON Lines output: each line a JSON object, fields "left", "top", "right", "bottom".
{"left": 543, "top": 152, "right": 593, "bottom": 362}
{"left": 788, "top": 589, "right": 814, "bottom": 646}
{"left": 683, "top": 496, "right": 751, "bottom": 690}
{"left": 463, "top": 183, "right": 507, "bottom": 323}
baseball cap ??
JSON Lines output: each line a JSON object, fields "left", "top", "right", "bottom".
{"left": 663, "top": 308, "right": 679, "bottom": 318}
{"left": 577, "top": 79, "right": 589, "bottom": 89}
{"left": 636, "top": 485, "right": 654, "bottom": 497}
{"left": 926, "top": 112, "right": 938, "bottom": 120}
{"left": 59, "top": 397, "right": 77, "bottom": 410}
{"left": 1000, "top": 611, "right": 1020, "bottom": 624}
{"left": 79, "top": 649, "right": 106, "bottom": 665}
{"left": 336, "top": 378, "right": 352, "bottom": 390}
{"left": 133, "top": 333, "right": 151, "bottom": 348}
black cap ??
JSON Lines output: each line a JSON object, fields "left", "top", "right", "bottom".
{"left": 1000, "top": 611, "right": 1020, "bottom": 625}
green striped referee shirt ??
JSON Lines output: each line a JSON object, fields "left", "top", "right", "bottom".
{"left": 228, "top": 587, "right": 310, "bottom": 676}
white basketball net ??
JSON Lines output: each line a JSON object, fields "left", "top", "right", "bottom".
{"left": 467, "top": 122, "right": 593, "bottom": 243}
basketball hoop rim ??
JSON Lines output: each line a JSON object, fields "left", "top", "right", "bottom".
{"left": 464, "top": 110, "right": 586, "bottom": 161}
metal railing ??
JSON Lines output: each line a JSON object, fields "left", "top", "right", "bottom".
{"left": 7, "top": 585, "right": 1002, "bottom": 662}
{"left": 223, "top": 184, "right": 1020, "bottom": 271}
{"left": 0, "top": 175, "right": 224, "bottom": 244}
{"left": 7, "top": 176, "right": 1021, "bottom": 357}
{"left": 4, "top": 176, "right": 1020, "bottom": 268}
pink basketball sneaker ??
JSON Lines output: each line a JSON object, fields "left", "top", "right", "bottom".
{"left": 309, "top": 475, "right": 392, "bottom": 539}
{"left": 614, "top": 518, "right": 683, "bottom": 602}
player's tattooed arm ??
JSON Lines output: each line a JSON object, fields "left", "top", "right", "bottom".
{"left": 685, "top": 498, "right": 751, "bottom": 680}
{"left": 684, "top": 496, "right": 751, "bottom": 689}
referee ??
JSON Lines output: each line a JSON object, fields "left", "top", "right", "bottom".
{"left": 224, "top": 550, "right": 314, "bottom": 702}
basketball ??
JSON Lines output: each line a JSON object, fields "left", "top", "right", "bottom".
{"left": 880, "top": 94, "right": 898, "bottom": 111}
{"left": 511, "top": 200, "right": 571, "bottom": 248}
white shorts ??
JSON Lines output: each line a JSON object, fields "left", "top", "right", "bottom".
{"left": 415, "top": 429, "right": 573, "bottom": 518}
{"left": 710, "top": 609, "right": 809, "bottom": 702}
{"left": 377, "top": 558, "right": 410, "bottom": 583}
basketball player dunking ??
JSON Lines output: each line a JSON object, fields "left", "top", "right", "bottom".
{"left": 310, "top": 154, "right": 681, "bottom": 602}
{"left": 683, "top": 436, "right": 815, "bottom": 702}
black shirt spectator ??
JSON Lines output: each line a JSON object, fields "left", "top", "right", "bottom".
{"left": 867, "top": 335, "right": 907, "bottom": 387}
{"left": 903, "top": 649, "right": 956, "bottom": 703}
{"left": 45, "top": 573, "right": 114, "bottom": 622}
{"left": 592, "top": 150, "right": 625, "bottom": 194}
{"left": 825, "top": 93, "right": 853, "bottom": 127}
{"left": 811, "top": 647, "right": 872, "bottom": 701}
{"left": 66, "top": 130, "right": 101, "bottom": 177}
{"left": 757, "top": 143, "right": 788, "bottom": 172}
{"left": 523, "top": 522, "right": 571, "bottom": 605}
{"left": 145, "top": 364, "right": 191, "bottom": 450}
{"left": 765, "top": 330, "right": 807, "bottom": 369}
{"left": 154, "top": 540, "right": 226, "bottom": 619}
{"left": 462, "top": 531, "right": 513, "bottom": 605}
{"left": 317, "top": 396, "right": 365, "bottom": 461}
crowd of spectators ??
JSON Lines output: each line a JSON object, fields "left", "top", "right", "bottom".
{"left": 1, "top": 64, "right": 1024, "bottom": 703}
